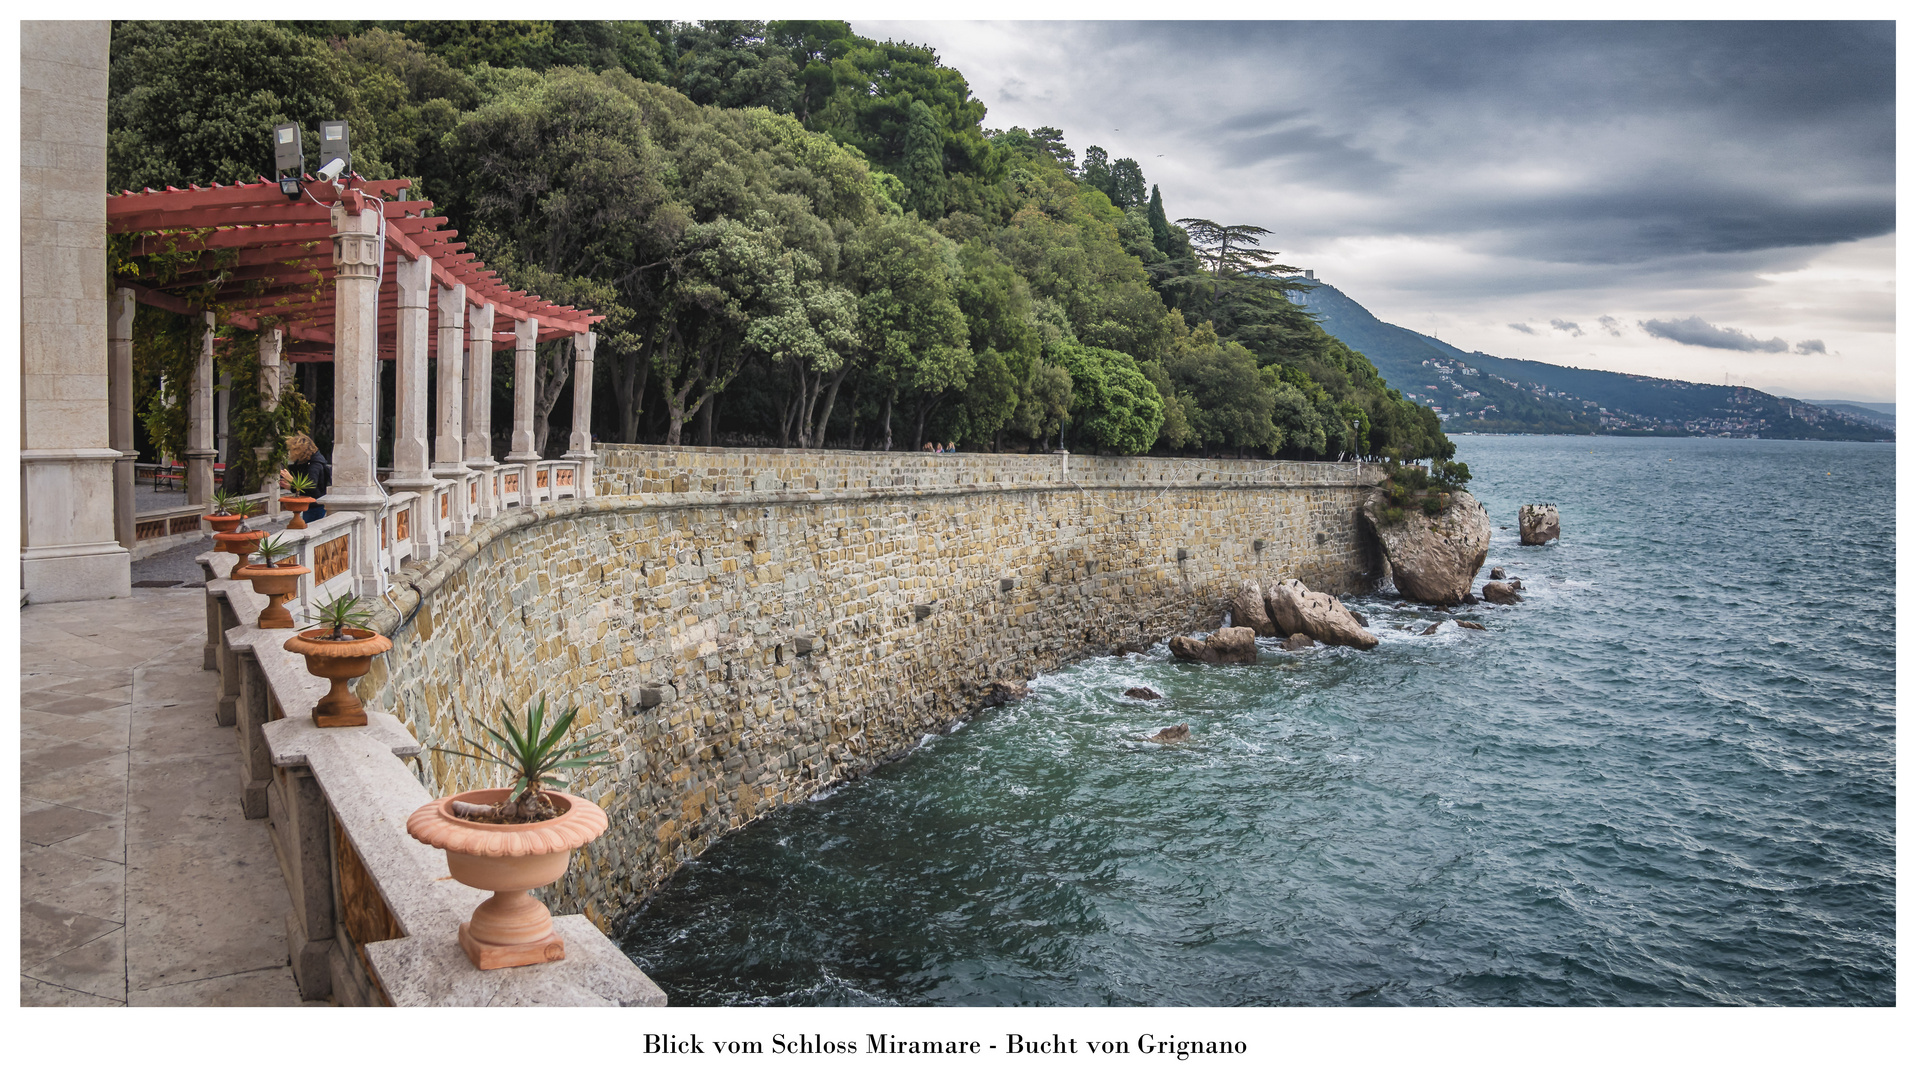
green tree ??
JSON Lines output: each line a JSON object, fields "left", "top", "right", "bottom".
{"left": 1106, "top": 157, "right": 1147, "bottom": 210}
{"left": 1163, "top": 323, "right": 1280, "bottom": 454}
{"left": 1052, "top": 342, "right": 1163, "bottom": 455}
{"left": 845, "top": 216, "right": 971, "bottom": 449}
{"left": 901, "top": 99, "right": 948, "bottom": 219}
{"left": 1146, "top": 184, "right": 1172, "bottom": 252}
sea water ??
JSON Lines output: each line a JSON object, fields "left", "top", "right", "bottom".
{"left": 617, "top": 435, "right": 1895, "bottom": 1005}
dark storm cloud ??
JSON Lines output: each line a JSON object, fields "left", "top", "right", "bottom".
{"left": 1508, "top": 322, "right": 1536, "bottom": 335}
{"left": 1794, "top": 340, "right": 1827, "bottom": 355}
{"left": 1025, "top": 21, "right": 1895, "bottom": 266}
{"left": 1640, "top": 316, "right": 1788, "bottom": 353}
{"left": 1550, "top": 320, "right": 1583, "bottom": 336}
{"left": 1597, "top": 316, "right": 1624, "bottom": 337}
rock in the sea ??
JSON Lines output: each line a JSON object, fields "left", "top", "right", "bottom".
{"left": 1169, "top": 626, "right": 1259, "bottom": 664}
{"left": 1482, "top": 581, "right": 1521, "bottom": 605}
{"left": 1229, "top": 578, "right": 1278, "bottom": 637}
{"left": 1519, "top": 504, "right": 1560, "bottom": 545}
{"left": 1264, "top": 578, "right": 1378, "bottom": 650}
{"left": 1489, "top": 567, "right": 1506, "bottom": 580}
{"left": 1419, "top": 621, "right": 1440, "bottom": 636}
{"left": 1281, "top": 632, "right": 1314, "bottom": 651}
{"left": 982, "top": 679, "right": 1029, "bottom": 706}
{"left": 1509, "top": 578, "right": 1523, "bottom": 591}
{"left": 1123, "top": 686, "right": 1163, "bottom": 700}
{"left": 1360, "top": 490, "right": 1492, "bottom": 605}
{"left": 1148, "top": 723, "right": 1191, "bottom": 744}
{"left": 1111, "top": 640, "right": 1154, "bottom": 657}
{"left": 1352, "top": 611, "right": 1370, "bottom": 627}
{"left": 1456, "top": 620, "right": 1486, "bottom": 630}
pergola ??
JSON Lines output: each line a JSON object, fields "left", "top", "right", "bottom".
{"left": 106, "top": 174, "right": 603, "bottom": 599}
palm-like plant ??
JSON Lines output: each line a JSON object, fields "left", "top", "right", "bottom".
{"left": 439, "top": 696, "right": 609, "bottom": 822}
{"left": 252, "top": 533, "right": 296, "bottom": 566}
{"left": 210, "top": 489, "right": 257, "bottom": 518}
{"left": 305, "top": 593, "right": 375, "bottom": 640}
{"left": 284, "top": 472, "right": 316, "bottom": 495}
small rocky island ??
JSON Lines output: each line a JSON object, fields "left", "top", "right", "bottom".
{"left": 1358, "top": 470, "right": 1491, "bottom": 605}
{"left": 1520, "top": 504, "right": 1561, "bottom": 545}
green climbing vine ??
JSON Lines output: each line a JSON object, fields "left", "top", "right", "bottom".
{"left": 223, "top": 324, "right": 313, "bottom": 495}
{"left": 131, "top": 307, "right": 311, "bottom": 493}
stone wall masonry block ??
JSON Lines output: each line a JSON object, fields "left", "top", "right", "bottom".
{"left": 269, "top": 763, "right": 337, "bottom": 1000}
{"left": 231, "top": 641, "right": 275, "bottom": 819}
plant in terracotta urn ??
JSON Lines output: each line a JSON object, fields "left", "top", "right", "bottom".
{"left": 280, "top": 472, "right": 317, "bottom": 529}
{"left": 408, "top": 696, "right": 610, "bottom": 970}
{"left": 241, "top": 534, "right": 310, "bottom": 629}
{"left": 204, "top": 490, "right": 252, "bottom": 551}
{"left": 282, "top": 593, "right": 391, "bottom": 727}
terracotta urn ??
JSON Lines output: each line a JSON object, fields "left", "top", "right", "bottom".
{"left": 279, "top": 495, "right": 316, "bottom": 528}
{"left": 213, "top": 530, "right": 268, "bottom": 576}
{"left": 204, "top": 512, "right": 243, "bottom": 551}
{"left": 407, "top": 788, "right": 609, "bottom": 970}
{"left": 244, "top": 563, "right": 311, "bottom": 629}
{"left": 282, "top": 627, "right": 392, "bottom": 726}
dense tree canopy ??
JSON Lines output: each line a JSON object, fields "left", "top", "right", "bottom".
{"left": 107, "top": 19, "right": 1454, "bottom": 463}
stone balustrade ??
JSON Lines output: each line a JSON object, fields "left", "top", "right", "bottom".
{"left": 196, "top": 549, "right": 664, "bottom": 1007}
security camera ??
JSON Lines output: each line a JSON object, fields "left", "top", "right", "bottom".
{"left": 317, "top": 157, "right": 348, "bottom": 182}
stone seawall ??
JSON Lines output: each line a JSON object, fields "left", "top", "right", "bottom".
{"left": 358, "top": 448, "right": 1384, "bottom": 928}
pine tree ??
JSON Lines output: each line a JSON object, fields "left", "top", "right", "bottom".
{"left": 1147, "top": 184, "right": 1171, "bottom": 253}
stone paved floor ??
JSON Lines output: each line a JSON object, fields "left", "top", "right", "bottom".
{"left": 20, "top": 589, "right": 324, "bottom": 1005}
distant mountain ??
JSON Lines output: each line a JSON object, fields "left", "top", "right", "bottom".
{"left": 1291, "top": 279, "right": 1890, "bottom": 442}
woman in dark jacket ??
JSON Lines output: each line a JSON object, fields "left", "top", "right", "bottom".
{"left": 280, "top": 433, "right": 331, "bottom": 522}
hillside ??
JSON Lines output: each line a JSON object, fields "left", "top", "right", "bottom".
{"left": 1293, "top": 278, "right": 1890, "bottom": 442}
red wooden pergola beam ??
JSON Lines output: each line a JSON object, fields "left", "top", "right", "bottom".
{"left": 109, "top": 199, "right": 434, "bottom": 234}
{"left": 107, "top": 177, "right": 412, "bottom": 214}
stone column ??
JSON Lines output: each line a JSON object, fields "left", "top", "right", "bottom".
{"left": 433, "top": 282, "right": 469, "bottom": 533}
{"left": 185, "top": 311, "right": 218, "bottom": 509}
{"left": 107, "top": 288, "right": 137, "bottom": 548}
{"left": 321, "top": 201, "right": 388, "bottom": 599}
{"left": 507, "top": 317, "right": 540, "bottom": 465}
{"left": 21, "top": 20, "right": 129, "bottom": 601}
{"left": 389, "top": 254, "right": 434, "bottom": 562}
{"left": 464, "top": 302, "right": 498, "bottom": 518}
{"left": 255, "top": 328, "right": 282, "bottom": 517}
{"left": 216, "top": 368, "right": 231, "bottom": 467}
{"left": 563, "top": 331, "right": 597, "bottom": 496}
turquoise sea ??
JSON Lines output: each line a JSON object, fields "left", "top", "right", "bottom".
{"left": 618, "top": 435, "right": 1896, "bottom": 1005}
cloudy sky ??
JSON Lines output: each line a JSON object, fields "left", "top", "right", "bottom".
{"left": 857, "top": 20, "right": 1896, "bottom": 402}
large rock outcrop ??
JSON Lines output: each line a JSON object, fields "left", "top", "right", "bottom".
{"left": 1169, "top": 626, "right": 1259, "bottom": 664}
{"left": 1359, "top": 490, "right": 1492, "bottom": 605}
{"left": 1229, "top": 578, "right": 1278, "bottom": 636}
{"left": 1263, "top": 578, "right": 1378, "bottom": 650}
{"left": 1520, "top": 504, "right": 1560, "bottom": 545}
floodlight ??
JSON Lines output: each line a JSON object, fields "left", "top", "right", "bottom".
{"left": 272, "top": 122, "right": 305, "bottom": 197}
{"left": 273, "top": 123, "right": 303, "bottom": 173}
{"left": 318, "top": 119, "right": 351, "bottom": 180}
